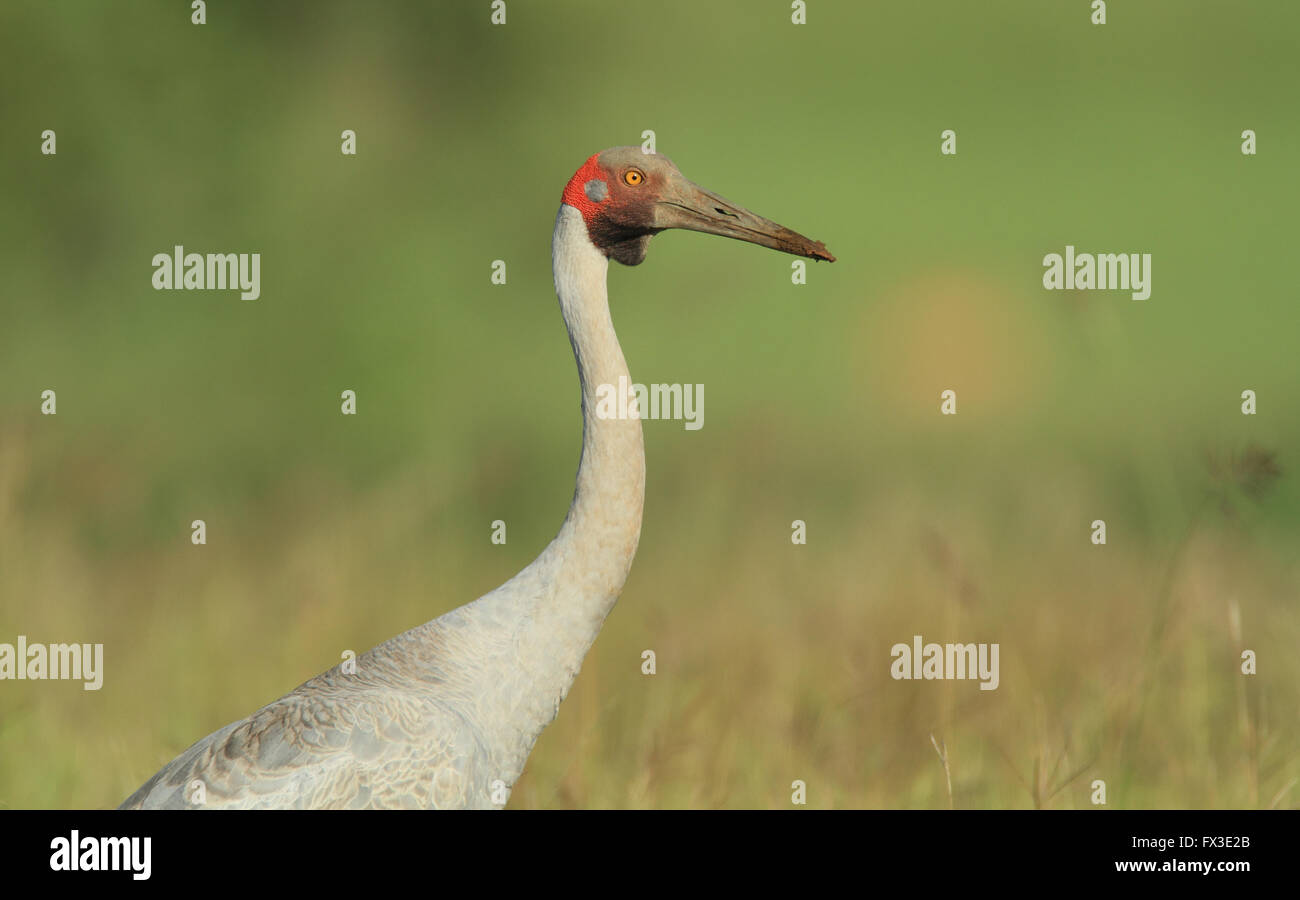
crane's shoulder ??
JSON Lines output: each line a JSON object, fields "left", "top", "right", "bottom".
{"left": 119, "top": 664, "right": 498, "bottom": 810}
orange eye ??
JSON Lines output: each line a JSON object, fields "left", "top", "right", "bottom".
{"left": 624, "top": 169, "right": 644, "bottom": 186}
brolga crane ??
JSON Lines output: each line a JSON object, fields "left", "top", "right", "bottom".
{"left": 121, "top": 147, "right": 834, "bottom": 809}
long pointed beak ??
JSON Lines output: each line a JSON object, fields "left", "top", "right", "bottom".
{"left": 653, "top": 176, "right": 835, "bottom": 262}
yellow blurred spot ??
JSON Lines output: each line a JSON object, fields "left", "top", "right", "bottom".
{"left": 856, "top": 269, "right": 1051, "bottom": 425}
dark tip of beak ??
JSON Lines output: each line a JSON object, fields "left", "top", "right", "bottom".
{"left": 807, "top": 242, "right": 835, "bottom": 263}
{"left": 770, "top": 229, "right": 835, "bottom": 263}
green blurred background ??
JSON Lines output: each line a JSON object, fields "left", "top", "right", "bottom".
{"left": 1, "top": 1, "right": 1296, "bottom": 809}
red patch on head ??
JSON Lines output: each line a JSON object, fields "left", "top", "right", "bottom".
{"left": 561, "top": 153, "right": 608, "bottom": 223}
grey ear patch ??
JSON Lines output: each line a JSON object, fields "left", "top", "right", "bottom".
{"left": 584, "top": 179, "right": 608, "bottom": 202}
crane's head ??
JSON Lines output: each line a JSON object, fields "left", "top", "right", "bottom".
{"left": 562, "top": 146, "right": 835, "bottom": 267}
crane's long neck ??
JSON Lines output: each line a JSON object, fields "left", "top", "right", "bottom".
{"left": 472, "top": 204, "right": 644, "bottom": 771}
{"left": 546, "top": 204, "right": 646, "bottom": 612}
